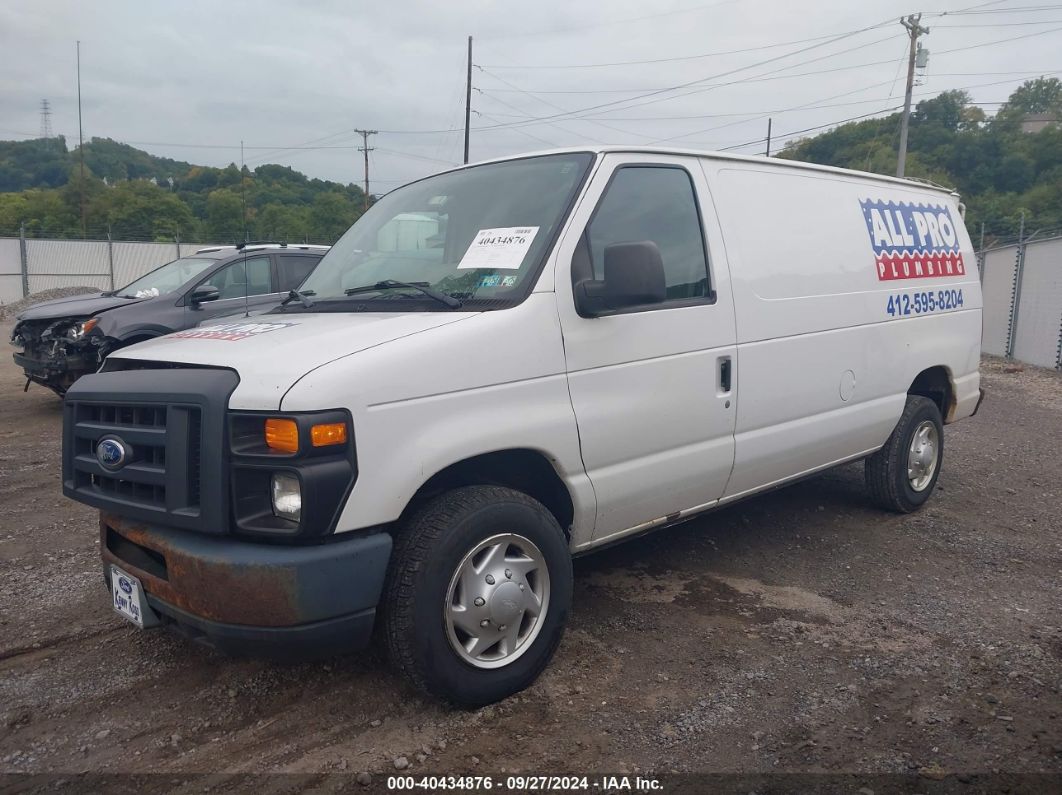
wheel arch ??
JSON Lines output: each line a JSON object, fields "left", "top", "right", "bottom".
{"left": 405, "top": 449, "right": 575, "bottom": 538}
{"left": 908, "top": 365, "right": 955, "bottom": 422}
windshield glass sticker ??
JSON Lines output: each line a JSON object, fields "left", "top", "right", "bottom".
{"left": 860, "top": 199, "right": 965, "bottom": 281}
{"left": 501, "top": 275, "right": 518, "bottom": 287}
{"left": 457, "top": 226, "right": 539, "bottom": 270}
{"left": 479, "top": 274, "right": 502, "bottom": 288}
{"left": 171, "top": 321, "right": 296, "bottom": 341}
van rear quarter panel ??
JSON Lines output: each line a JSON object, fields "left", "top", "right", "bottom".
{"left": 702, "top": 160, "right": 982, "bottom": 499}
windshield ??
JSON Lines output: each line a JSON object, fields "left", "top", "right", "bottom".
{"left": 118, "top": 257, "right": 219, "bottom": 298}
{"left": 298, "top": 153, "right": 594, "bottom": 308}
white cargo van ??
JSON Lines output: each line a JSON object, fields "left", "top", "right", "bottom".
{"left": 62, "top": 147, "right": 983, "bottom": 705}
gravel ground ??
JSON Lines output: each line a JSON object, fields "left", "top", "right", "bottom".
{"left": 0, "top": 287, "right": 101, "bottom": 320}
{"left": 0, "top": 323, "right": 1059, "bottom": 793}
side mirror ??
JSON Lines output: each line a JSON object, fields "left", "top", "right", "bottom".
{"left": 190, "top": 285, "right": 220, "bottom": 306}
{"left": 574, "top": 240, "right": 666, "bottom": 317}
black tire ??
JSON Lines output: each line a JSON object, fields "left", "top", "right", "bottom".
{"left": 865, "top": 395, "right": 944, "bottom": 513}
{"left": 381, "top": 485, "right": 572, "bottom": 707}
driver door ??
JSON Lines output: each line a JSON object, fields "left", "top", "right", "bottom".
{"left": 555, "top": 154, "right": 738, "bottom": 544}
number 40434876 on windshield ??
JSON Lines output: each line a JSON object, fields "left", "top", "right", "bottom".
{"left": 886, "top": 288, "right": 964, "bottom": 317}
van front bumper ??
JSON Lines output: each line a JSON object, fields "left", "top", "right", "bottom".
{"left": 100, "top": 513, "right": 392, "bottom": 657}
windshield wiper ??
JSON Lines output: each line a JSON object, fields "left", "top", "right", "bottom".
{"left": 281, "top": 289, "right": 315, "bottom": 308}
{"left": 343, "top": 280, "right": 462, "bottom": 309}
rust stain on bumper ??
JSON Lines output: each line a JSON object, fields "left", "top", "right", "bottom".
{"left": 100, "top": 513, "right": 303, "bottom": 627}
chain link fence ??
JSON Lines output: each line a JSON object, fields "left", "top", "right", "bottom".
{"left": 4, "top": 228, "right": 1061, "bottom": 371}
{"left": 0, "top": 229, "right": 224, "bottom": 307}
{"left": 979, "top": 234, "right": 1062, "bottom": 370}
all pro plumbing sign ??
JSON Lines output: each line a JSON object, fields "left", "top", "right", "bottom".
{"left": 860, "top": 199, "right": 966, "bottom": 281}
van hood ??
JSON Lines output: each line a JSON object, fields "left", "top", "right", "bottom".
{"left": 16, "top": 292, "right": 146, "bottom": 321}
{"left": 108, "top": 311, "right": 477, "bottom": 409}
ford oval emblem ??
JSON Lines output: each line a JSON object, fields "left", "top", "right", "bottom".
{"left": 118, "top": 576, "right": 133, "bottom": 595}
{"left": 96, "top": 438, "right": 128, "bottom": 470}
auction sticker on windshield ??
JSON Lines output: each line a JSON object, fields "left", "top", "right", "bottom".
{"left": 457, "top": 226, "right": 539, "bottom": 270}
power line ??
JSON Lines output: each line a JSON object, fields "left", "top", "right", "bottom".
{"left": 477, "top": 28, "right": 882, "bottom": 70}
{"left": 466, "top": 20, "right": 1062, "bottom": 134}
{"left": 373, "top": 147, "right": 461, "bottom": 166}
{"left": 479, "top": 0, "right": 738, "bottom": 41}
{"left": 935, "top": 17, "right": 1062, "bottom": 25}
{"left": 649, "top": 78, "right": 897, "bottom": 145}
{"left": 933, "top": 22, "right": 1062, "bottom": 52}
{"left": 466, "top": 23, "right": 902, "bottom": 134}
{"left": 717, "top": 106, "right": 904, "bottom": 153}
{"left": 475, "top": 111, "right": 561, "bottom": 148}
{"left": 475, "top": 66, "right": 657, "bottom": 142}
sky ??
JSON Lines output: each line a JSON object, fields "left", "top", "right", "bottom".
{"left": 0, "top": 0, "right": 1060, "bottom": 191}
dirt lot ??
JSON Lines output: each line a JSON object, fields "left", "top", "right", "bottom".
{"left": 1, "top": 316, "right": 1060, "bottom": 792}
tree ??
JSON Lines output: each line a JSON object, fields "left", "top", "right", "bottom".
{"left": 997, "top": 77, "right": 1062, "bottom": 121}
{"left": 309, "top": 191, "right": 359, "bottom": 242}
{"left": 205, "top": 189, "right": 245, "bottom": 242}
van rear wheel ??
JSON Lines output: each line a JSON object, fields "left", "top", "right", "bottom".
{"left": 865, "top": 395, "right": 944, "bottom": 513}
{"left": 381, "top": 485, "right": 572, "bottom": 707}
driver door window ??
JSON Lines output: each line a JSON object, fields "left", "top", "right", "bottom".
{"left": 198, "top": 257, "right": 274, "bottom": 300}
{"left": 580, "top": 166, "right": 711, "bottom": 302}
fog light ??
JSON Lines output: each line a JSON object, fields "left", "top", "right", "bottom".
{"left": 271, "top": 473, "right": 302, "bottom": 522}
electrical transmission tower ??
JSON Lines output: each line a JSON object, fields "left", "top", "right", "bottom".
{"left": 39, "top": 99, "right": 53, "bottom": 139}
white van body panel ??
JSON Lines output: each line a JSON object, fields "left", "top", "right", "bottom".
{"left": 279, "top": 293, "right": 597, "bottom": 545}
{"left": 701, "top": 159, "right": 981, "bottom": 500}
{"left": 105, "top": 147, "right": 982, "bottom": 552}
{"left": 108, "top": 312, "right": 475, "bottom": 410}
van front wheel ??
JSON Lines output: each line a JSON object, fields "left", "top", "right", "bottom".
{"left": 865, "top": 395, "right": 944, "bottom": 513}
{"left": 381, "top": 486, "right": 572, "bottom": 707}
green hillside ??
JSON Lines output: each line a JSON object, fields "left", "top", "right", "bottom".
{"left": 0, "top": 137, "right": 367, "bottom": 243}
{"left": 780, "top": 78, "right": 1062, "bottom": 244}
{"left": 1, "top": 77, "right": 1060, "bottom": 246}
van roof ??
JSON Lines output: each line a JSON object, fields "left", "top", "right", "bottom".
{"left": 456, "top": 146, "right": 958, "bottom": 197}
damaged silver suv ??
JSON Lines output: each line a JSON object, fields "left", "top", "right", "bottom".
{"left": 10, "top": 243, "right": 326, "bottom": 395}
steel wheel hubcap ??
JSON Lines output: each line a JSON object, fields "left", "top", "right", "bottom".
{"left": 444, "top": 533, "right": 550, "bottom": 669}
{"left": 907, "top": 420, "right": 939, "bottom": 492}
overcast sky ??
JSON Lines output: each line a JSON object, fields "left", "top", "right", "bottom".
{"left": 1, "top": 0, "right": 1060, "bottom": 191}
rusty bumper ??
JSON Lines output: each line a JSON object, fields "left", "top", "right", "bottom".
{"left": 100, "top": 513, "right": 392, "bottom": 655}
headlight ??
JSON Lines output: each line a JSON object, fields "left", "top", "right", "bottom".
{"left": 65, "top": 318, "right": 99, "bottom": 341}
{"left": 270, "top": 473, "right": 302, "bottom": 522}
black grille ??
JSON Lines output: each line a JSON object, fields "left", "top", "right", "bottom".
{"left": 70, "top": 401, "right": 200, "bottom": 518}
{"left": 62, "top": 367, "right": 238, "bottom": 533}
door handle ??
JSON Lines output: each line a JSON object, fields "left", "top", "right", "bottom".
{"left": 719, "top": 357, "right": 732, "bottom": 393}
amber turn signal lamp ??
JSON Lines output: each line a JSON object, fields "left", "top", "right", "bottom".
{"left": 265, "top": 418, "right": 299, "bottom": 453}
{"left": 311, "top": 422, "right": 348, "bottom": 447}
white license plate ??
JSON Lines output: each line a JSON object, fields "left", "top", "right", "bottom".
{"left": 110, "top": 565, "right": 146, "bottom": 628}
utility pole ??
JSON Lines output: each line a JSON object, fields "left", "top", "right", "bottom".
{"left": 463, "top": 35, "right": 473, "bottom": 164}
{"left": 355, "top": 129, "right": 376, "bottom": 212}
{"left": 765, "top": 117, "right": 772, "bottom": 157}
{"left": 239, "top": 140, "right": 248, "bottom": 241}
{"left": 76, "top": 41, "right": 87, "bottom": 239}
{"left": 896, "top": 13, "right": 929, "bottom": 178}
